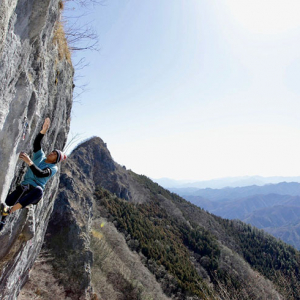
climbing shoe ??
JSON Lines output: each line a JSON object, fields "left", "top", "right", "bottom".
{"left": 0, "top": 218, "right": 6, "bottom": 232}
{"left": 0, "top": 203, "right": 10, "bottom": 216}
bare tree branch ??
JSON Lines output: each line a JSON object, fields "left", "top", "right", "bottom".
{"left": 64, "top": 132, "right": 86, "bottom": 153}
{"left": 61, "top": 0, "right": 101, "bottom": 102}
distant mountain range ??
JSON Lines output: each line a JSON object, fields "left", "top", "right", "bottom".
{"left": 153, "top": 176, "right": 300, "bottom": 189}
{"left": 172, "top": 182, "right": 300, "bottom": 250}
{"left": 170, "top": 182, "right": 300, "bottom": 201}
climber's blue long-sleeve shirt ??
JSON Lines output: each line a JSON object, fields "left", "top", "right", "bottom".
{"left": 21, "top": 133, "right": 57, "bottom": 189}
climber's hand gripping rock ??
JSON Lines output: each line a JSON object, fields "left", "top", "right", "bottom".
{"left": 40, "top": 117, "right": 50, "bottom": 134}
{"left": 19, "top": 152, "right": 33, "bottom": 166}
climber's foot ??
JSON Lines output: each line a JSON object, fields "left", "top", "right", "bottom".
{"left": 0, "top": 203, "right": 10, "bottom": 216}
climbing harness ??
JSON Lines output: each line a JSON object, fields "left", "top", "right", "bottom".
{"left": 22, "top": 117, "right": 28, "bottom": 140}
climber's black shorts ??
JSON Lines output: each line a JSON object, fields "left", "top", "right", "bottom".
{"left": 5, "top": 184, "right": 43, "bottom": 208}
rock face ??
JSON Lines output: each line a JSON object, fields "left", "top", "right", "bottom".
{"left": 0, "top": 0, "right": 73, "bottom": 299}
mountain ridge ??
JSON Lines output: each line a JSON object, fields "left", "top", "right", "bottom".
{"left": 171, "top": 182, "right": 300, "bottom": 201}
{"left": 154, "top": 176, "right": 300, "bottom": 189}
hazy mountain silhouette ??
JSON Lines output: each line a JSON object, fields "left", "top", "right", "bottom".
{"left": 154, "top": 176, "right": 300, "bottom": 189}
{"left": 174, "top": 183, "right": 300, "bottom": 249}
{"left": 171, "top": 182, "right": 300, "bottom": 201}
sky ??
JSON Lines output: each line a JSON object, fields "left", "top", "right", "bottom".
{"left": 66, "top": 0, "right": 300, "bottom": 181}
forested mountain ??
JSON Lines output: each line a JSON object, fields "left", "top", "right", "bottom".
{"left": 176, "top": 189, "right": 300, "bottom": 250}
{"left": 20, "top": 137, "right": 300, "bottom": 300}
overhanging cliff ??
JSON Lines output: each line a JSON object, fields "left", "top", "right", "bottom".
{"left": 0, "top": 0, "right": 73, "bottom": 299}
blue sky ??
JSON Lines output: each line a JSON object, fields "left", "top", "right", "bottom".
{"left": 66, "top": 0, "right": 300, "bottom": 180}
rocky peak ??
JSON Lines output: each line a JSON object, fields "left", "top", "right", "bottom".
{"left": 70, "top": 137, "right": 116, "bottom": 182}
{"left": 69, "top": 137, "right": 150, "bottom": 203}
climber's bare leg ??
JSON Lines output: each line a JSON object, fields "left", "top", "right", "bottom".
{"left": 10, "top": 203, "right": 22, "bottom": 214}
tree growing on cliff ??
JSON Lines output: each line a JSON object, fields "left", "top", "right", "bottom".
{"left": 60, "top": 0, "right": 102, "bottom": 100}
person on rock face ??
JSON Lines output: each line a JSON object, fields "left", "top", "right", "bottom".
{"left": 0, "top": 118, "right": 67, "bottom": 231}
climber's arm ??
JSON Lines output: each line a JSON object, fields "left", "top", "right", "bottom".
{"left": 33, "top": 118, "right": 50, "bottom": 153}
{"left": 33, "top": 133, "right": 44, "bottom": 153}
{"left": 29, "top": 165, "right": 52, "bottom": 178}
{"left": 19, "top": 152, "right": 52, "bottom": 178}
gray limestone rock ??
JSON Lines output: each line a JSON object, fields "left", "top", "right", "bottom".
{"left": 0, "top": 0, "right": 73, "bottom": 299}
{"left": 22, "top": 205, "right": 36, "bottom": 242}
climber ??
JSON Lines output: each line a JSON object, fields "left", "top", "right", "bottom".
{"left": 0, "top": 118, "right": 67, "bottom": 231}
